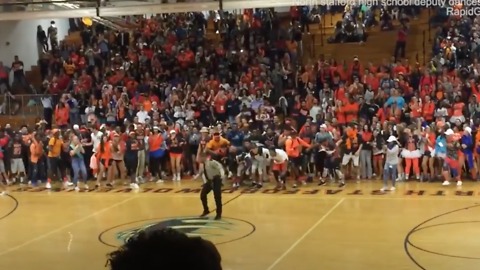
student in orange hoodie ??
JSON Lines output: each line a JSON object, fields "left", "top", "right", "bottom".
{"left": 285, "top": 129, "right": 311, "bottom": 188}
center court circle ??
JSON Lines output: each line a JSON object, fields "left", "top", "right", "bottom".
{"left": 98, "top": 216, "right": 256, "bottom": 248}
{"left": 407, "top": 221, "right": 480, "bottom": 260}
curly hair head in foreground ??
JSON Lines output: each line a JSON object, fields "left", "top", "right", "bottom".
{"left": 107, "top": 228, "right": 222, "bottom": 270}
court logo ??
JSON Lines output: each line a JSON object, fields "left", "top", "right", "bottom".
{"left": 98, "top": 216, "right": 256, "bottom": 248}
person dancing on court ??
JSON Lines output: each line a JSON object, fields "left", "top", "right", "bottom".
{"left": 249, "top": 144, "right": 271, "bottom": 189}
{"left": 269, "top": 147, "right": 288, "bottom": 190}
{"left": 461, "top": 127, "right": 476, "bottom": 179}
{"left": 442, "top": 129, "right": 462, "bottom": 186}
{"left": 125, "top": 131, "right": 140, "bottom": 189}
{"left": 318, "top": 140, "right": 345, "bottom": 187}
{"left": 381, "top": 136, "right": 401, "bottom": 192}
{"left": 199, "top": 151, "right": 225, "bottom": 220}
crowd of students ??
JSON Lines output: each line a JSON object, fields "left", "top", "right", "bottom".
{"left": 0, "top": 8, "right": 478, "bottom": 195}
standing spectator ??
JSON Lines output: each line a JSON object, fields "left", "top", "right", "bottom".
{"left": 394, "top": 24, "right": 408, "bottom": 61}
{"left": 11, "top": 55, "right": 29, "bottom": 91}
{"left": 37, "top": 25, "right": 48, "bottom": 53}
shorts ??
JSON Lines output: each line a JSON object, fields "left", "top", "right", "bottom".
{"left": 272, "top": 162, "right": 287, "bottom": 171}
{"left": 373, "top": 154, "right": 384, "bottom": 162}
{"left": 10, "top": 158, "right": 25, "bottom": 174}
{"left": 443, "top": 157, "right": 459, "bottom": 171}
{"left": 325, "top": 157, "right": 341, "bottom": 170}
{"left": 100, "top": 159, "right": 113, "bottom": 168}
{"left": 342, "top": 153, "right": 359, "bottom": 166}
{"left": 170, "top": 152, "right": 182, "bottom": 159}
{"left": 289, "top": 156, "right": 302, "bottom": 167}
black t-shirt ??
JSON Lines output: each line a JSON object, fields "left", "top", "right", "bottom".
{"left": 12, "top": 61, "right": 24, "bottom": 77}
{"left": 249, "top": 134, "right": 266, "bottom": 145}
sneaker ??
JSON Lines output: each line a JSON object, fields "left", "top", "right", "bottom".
{"left": 457, "top": 181, "right": 462, "bottom": 186}
{"left": 390, "top": 186, "right": 396, "bottom": 191}
{"left": 214, "top": 215, "right": 222, "bottom": 220}
{"left": 177, "top": 174, "right": 182, "bottom": 181}
{"left": 156, "top": 179, "right": 164, "bottom": 183}
{"left": 46, "top": 182, "right": 52, "bottom": 189}
{"left": 84, "top": 184, "right": 89, "bottom": 190}
{"left": 442, "top": 180, "right": 450, "bottom": 186}
{"left": 318, "top": 180, "right": 327, "bottom": 186}
{"left": 338, "top": 182, "right": 346, "bottom": 188}
{"left": 74, "top": 186, "right": 80, "bottom": 192}
{"left": 200, "top": 211, "right": 209, "bottom": 217}
{"left": 292, "top": 184, "right": 298, "bottom": 188}
{"left": 130, "top": 183, "right": 140, "bottom": 189}
{"left": 380, "top": 187, "right": 387, "bottom": 192}
{"left": 0, "top": 191, "right": 6, "bottom": 196}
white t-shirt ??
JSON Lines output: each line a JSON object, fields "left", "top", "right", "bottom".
{"left": 272, "top": 149, "right": 288, "bottom": 164}
{"left": 254, "top": 147, "right": 271, "bottom": 161}
{"left": 136, "top": 110, "right": 149, "bottom": 124}
{"left": 91, "top": 131, "right": 103, "bottom": 153}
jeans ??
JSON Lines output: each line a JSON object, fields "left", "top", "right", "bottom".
{"left": 30, "top": 161, "right": 39, "bottom": 183}
{"left": 71, "top": 157, "right": 87, "bottom": 185}
{"left": 48, "top": 156, "right": 61, "bottom": 181}
{"left": 383, "top": 163, "right": 397, "bottom": 187}
{"left": 360, "top": 149, "right": 373, "bottom": 178}
{"left": 136, "top": 150, "right": 145, "bottom": 178}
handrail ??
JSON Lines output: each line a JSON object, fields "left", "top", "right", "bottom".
{"left": 0, "top": 93, "right": 45, "bottom": 117}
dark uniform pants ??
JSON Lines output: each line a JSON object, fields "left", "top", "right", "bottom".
{"left": 200, "top": 175, "right": 222, "bottom": 216}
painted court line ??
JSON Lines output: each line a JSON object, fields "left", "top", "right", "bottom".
{"left": 266, "top": 198, "right": 345, "bottom": 270}
{"left": 0, "top": 196, "right": 136, "bottom": 257}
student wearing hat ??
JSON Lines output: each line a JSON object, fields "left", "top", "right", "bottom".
{"left": 381, "top": 136, "right": 401, "bottom": 192}
{"left": 69, "top": 135, "right": 88, "bottom": 191}
{"left": 442, "top": 128, "right": 462, "bottom": 186}
{"left": 194, "top": 127, "right": 212, "bottom": 180}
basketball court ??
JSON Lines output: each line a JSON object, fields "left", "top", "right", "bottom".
{"left": 0, "top": 180, "right": 479, "bottom": 270}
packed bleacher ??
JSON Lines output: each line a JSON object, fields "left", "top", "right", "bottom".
{"left": 0, "top": 6, "right": 478, "bottom": 195}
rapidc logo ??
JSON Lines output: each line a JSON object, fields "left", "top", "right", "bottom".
{"left": 98, "top": 216, "right": 255, "bottom": 247}
{"left": 446, "top": 6, "right": 480, "bottom": 16}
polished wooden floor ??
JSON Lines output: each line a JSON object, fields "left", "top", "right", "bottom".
{"left": 1, "top": 179, "right": 480, "bottom": 270}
